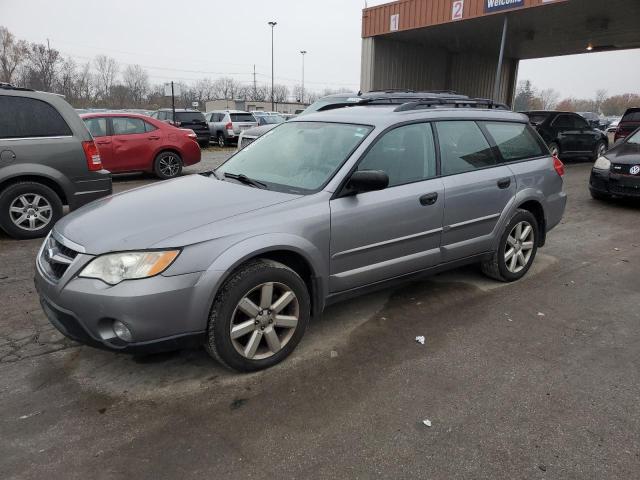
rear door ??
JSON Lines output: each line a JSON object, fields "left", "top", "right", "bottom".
{"left": 570, "top": 114, "right": 598, "bottom": 153}
{"left": 436, "top": 120, "right": 516, "bottom": 261}
{"left": 83, "top": 116, "right": 113, "bottom": 168}
{"left": 330, "top": 122, "right": 444, "bottom": 292}
{"left": 109, "top": 116, "right": 154, "bottom": 172}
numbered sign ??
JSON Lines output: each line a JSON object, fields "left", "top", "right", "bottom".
{"left": 452, "top": 0, "right": 464, "bottom": 20}
{"left": 390, "top": 13, "right": 399, "bottom": 32}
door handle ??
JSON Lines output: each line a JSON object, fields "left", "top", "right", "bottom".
{"left": 148, "top": 136, "right": 160, "bottom": 140}
{"left": 497, "top": 177, "right": 511, "bottom": 189}
{"left": 96, "top": 140, "right": 110, "bottom": 145}
{"left": 419, "top": 192, "right": 438, "bottom": 206}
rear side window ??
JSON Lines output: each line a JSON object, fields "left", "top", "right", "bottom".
{"left": 483, "top": 122, "right": 546, "bottom": 161}
{"left": 84, "top": 117, "right": 108, "bottom": 137}
{"left": 436, "top": 121, "right": 496, "bottom": 175}
{"left": 358, "top": 123, "right": 436, "bottom": 187}
{"left": 553, "top": 114, "right": 587, "bottom": 129}
{"left": 231, "top": 113, "right": 257, "bottom": 122}
{"left": 144, "top": 121, "right": 157, "bottom": 133}
{"left": 0, "top": 96, "right": 72, "bottom": 139}
{"left": 112, "top": 117, "right": 146, "bottom": 135}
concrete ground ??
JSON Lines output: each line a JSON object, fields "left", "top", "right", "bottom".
{"left": 1, "top": 156, "right": 640, "bottom": 479}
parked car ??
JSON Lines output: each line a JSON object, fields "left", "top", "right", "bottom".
{"left": 35, "top": 97, "right": 566, "bottom": 372}
{"left": 237, "top": 90, "right": 473, "bottom": 150}
{"left": 614, "top": 108, "right": 640, "bottom": 143}
{"left": 523, "top": 111, "right": 608, "bottom": 160}
{"left": 150, "top": 109, "right": 210, "bottom": 147}
{"left": 81, "top": 113, "right": 201, "bottom": 179}
{"left": 590, "top": 126, "right": 640, "bottom": 200}
{"left": 252, "top": 112, "right": 286, "bottom": 126}
{"left": 0, "top": 84, "right": 111, "bottom": 239}
{"left": 204, "top": 110, "right": 257, "bottom": 147}
{"left": 577, "top": 111, "right": 606, "bottom": 130}
{"left": 606, "top": 117, "right": 621, "bottom": 133}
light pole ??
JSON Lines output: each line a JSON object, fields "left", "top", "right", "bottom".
{"left": 300, "top": 50, "right": 307, "bottom": 105}
{"left": 268, "top": 21, "right": 277, "bottom": 111}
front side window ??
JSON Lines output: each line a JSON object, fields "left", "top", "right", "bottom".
{"left": 436, "top": 121, "right": 496, "bottom": 175}
{"left": 84, "top": 117, "right": 107, "bottom": 138}
{"left": 112, "top": 117, "right": 146, "bottom": 135}
{"left": 483, "top": 122, "right": 546, "bottom": 161}
{"left": 358, "top": 123, "right": 436, "bottom": 186}
{"left": 217, "top": 122, "right": 372, "bottom": 193}
{"left": 626, "top": 129, "right": 640, "bottom": 145}
{"left": 0, "top": 96, "right": 72, "bottom": 139}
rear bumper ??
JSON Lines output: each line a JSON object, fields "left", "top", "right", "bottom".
{"left": 68, "top": 170, "right": 112, "bottom": 210}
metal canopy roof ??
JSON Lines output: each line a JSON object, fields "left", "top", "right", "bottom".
{"left": 367, "top": 0, "right": 640, "bottom": 60}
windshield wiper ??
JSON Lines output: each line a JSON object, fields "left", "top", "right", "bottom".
{"left": 222, "top": 172, "right": 267, "bottom": 189}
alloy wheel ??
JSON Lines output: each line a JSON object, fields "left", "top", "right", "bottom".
{"left": 158, "top": 154, "right": 180, "bottom": 177}
{"left": 9, "top": 193, "right": 53, "bottom": 231}
{"left": 230, "top": 282, "right": 300, "bottom": 360}
{"left": 504, "top": 221, "right": 535, "bottom": 274}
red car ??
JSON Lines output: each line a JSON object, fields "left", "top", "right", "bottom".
{"left": 80, "top": 113, "right": 201, "bottom": 179}
{"left": 615, "top": 108, "right": 640, "bottom": 143}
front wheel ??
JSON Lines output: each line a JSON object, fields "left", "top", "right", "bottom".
{"left": 205, "top": 259, "right": 310, "bottom": 372}
{"left": 481, "top": 209, "right": 539, "bottom": 282}
{"left": 154, "top": 151, "right": 183, "bottom": 180}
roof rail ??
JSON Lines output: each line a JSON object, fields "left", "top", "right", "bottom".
{"left": 0, "top": 82, "right": 34, "bottom": 92}
{"left": 393, "top": 97, "right": 509, "bottom": 112}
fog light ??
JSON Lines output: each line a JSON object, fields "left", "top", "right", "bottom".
{"left": 113, "top": 321, "right": 132, "bottom": 342}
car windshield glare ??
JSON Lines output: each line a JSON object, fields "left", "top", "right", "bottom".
{"left": 627, "top": 129, "right": 640, "bottom": 145}
{"left": 217, "top": 121, "right": 372, "bottom": 193}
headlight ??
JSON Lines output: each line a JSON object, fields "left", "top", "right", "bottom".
{"left": 79, "top": 250, "right": 180, "bottom": 285}
{"left": 594, "top": 156, "right": 611, "bottom": 170}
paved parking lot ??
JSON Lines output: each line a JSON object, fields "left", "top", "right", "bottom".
{"left": 1, "top": 159, "right": 640, "bottom": 479}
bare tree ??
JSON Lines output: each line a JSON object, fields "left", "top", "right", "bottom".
{"left": 538, "top": 88, "right": 560, "bottom": 110}
{"left": 213, "top": 77, "right": 239, "bottom": 100}
{"left": 272, "top": 83, "right": 289, "bottom": 103}
{"left": 94, "top": 54, "right": 119, "bottom": 101}
{"left": 192, "top": 77, "right": 216, "bottom": 103}
{"left": 122, "top": 64, "right": 149, "bottom": 106}
{"left": 594, "top": 89, "right": 607, "bottom": 113}
{"left": 25, "top": 42, "right": 60, "bottom": 91}
{"left": 0, "top": 26, "right": 28, "bottom": 84}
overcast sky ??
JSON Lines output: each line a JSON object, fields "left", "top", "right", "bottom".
{"left": 2, "top": 0, "right": 639, "bottom": 99}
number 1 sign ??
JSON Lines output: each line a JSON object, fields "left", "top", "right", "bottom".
{"left": 452, "top": 0, "right": 464, "bottom": 20}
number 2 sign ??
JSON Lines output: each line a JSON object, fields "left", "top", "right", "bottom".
{"left": 452, "top": 0, "right": 464, "bottom": 20}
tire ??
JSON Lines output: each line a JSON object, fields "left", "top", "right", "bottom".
{"left": 592, "top": 141, "right": 607, "bottom": 161}
{"left": 216, "top": 133, "right": 226, "bottom": 148}
{"left": 205, "top": 259, "right": 310, "bottom": 372}
{"left": 154, "top": 151, "right": 183, "bottom": 180}
{"left": 590, "top": 189, "right": 611, "bottom": 201}
{"left": 0, "top": 181, "right": 63, "bottom": 240}
{"left": 481, "top": 209, "right": 539, "bottom": 282}
{"left": 548, "top": 142, "right": 560, "bottom": 158}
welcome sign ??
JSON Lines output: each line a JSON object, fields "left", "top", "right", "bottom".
{"left": 485, "top": 0, "right": 524, "bottom": 13}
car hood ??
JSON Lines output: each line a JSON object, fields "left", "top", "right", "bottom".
{"left": 243, "top": 124, "right": 279, "bottom": 138}
{"left": 606, "top": 141, "right": 640, "bottom": 164}
{"left": 55, "top": 174, "right": 301, "bottom": 254}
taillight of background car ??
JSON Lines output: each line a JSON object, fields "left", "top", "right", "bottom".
{"left": 225, "top": 122, "right": 234, "bottom": 136}
{"left": 180, "top": 128, "right": 198, "bottom": 141}
{"left": 82, "top": 140, "right": 103, "bottom": 171}
{"left": 553, "top": 155, "right": 565, "bottom": 177}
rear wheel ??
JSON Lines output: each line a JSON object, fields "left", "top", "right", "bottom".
{"left": 205, "top": 259, "right": 310, "bottom": 372}
{"left": 481, "top": 209, "right": 539, "bottom": 282}
{"left": 154, "top": 151, "right": 183, "bottom": 179}
{"left": 217, "top": 133, "right": 226, "bottom": 148}
{"left": 0, "top": 182, "right": 63, "bottom": 239}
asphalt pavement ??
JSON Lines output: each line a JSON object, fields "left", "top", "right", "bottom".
{"left": 1, "top": 159, "right": 640, "bottom": 479}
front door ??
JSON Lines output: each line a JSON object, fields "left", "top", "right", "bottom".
{"left": 551, "top": 114, "right": 584, "bottom": 154}
{"left": 329, "top": 123, "right": 444, "bottom": 293}
{"left": 435, "top": 121, "right": 516, "bottom": 261}
{"left": 109, "top": 116, "right": 153, "bottom": 172}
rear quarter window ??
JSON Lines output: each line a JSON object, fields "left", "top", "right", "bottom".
{"left": 482, "top": 122, "right": 547, "bottom": 161}
{"left": 0, "top": 96, "right": 72, "bottom": 139}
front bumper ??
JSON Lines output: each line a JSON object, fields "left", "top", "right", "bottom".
{"left": 34, "top": 240, "right": 214, "bottom": 353}
{"left": 68, "top": 170, "right": 112, "bottom": 210}
{"left": 590, "top": 168, "right": 640, "bottom": 197}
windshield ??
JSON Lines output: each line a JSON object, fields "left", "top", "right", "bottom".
{"left": 526, "top": 113, "right": 550, "bottom": 125}
{"left": 627, "top": 129, "right": 640, "bottom": 144}
{"left": 217, "top": 121, "right": 372, "bottom": 193}
{"left": 262, "top": 115, "right": 285, "bottom": 124}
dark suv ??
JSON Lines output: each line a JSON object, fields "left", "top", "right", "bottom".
{"left": 523, "top": 111, "right": 608, "bottom": 160}
{"left": 0, "top": 84, "right": 112, "bottom": 239}
{"left": 151, "top": 109, "right": 210, "bottom": 147}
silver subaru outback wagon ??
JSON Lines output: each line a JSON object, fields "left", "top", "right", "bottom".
{"left": 35, "top": 100, "right": 567, "bottom": 372}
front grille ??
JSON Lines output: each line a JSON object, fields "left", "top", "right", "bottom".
{"left": 611, "top": 164, "right": 640, "bottom": 176}
{"left": 240, "top": 136, "right": 256, "bottom": 149}
{"left": 39, "top": 235, "right": 79, "bottom": 282}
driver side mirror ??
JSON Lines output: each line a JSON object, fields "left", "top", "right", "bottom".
{"left": 346, "top": 170, "right": 389, "bottom": 194}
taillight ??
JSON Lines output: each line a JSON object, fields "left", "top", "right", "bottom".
{"left": 225, "top": 122, "right": 233, "bottom": 131}
{"left": 553, "top": 155, "right": 565, "bottom": 177}
{"left": 82, "top": 140, "right": 102, "bottom": 171}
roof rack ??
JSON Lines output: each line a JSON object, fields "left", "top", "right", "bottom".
{"left": 0, "top": 82, "right": 34, "bottom": 92}
{"left": 393, "top": 97, "right": 509, "bottom": 112}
